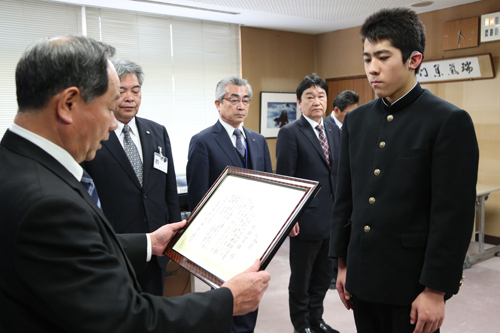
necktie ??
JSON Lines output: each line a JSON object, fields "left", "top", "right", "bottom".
{"left": 123, "top": 124, "right": 143, "bottom": 187}
{"left": 81, "top": 170, "right": 102, "bottom": 210}
{"left": 234, "top": 128, "right": 246, "bottom": 157}
{"left": 316, "top": 124, "right": 331, "bottom": 168}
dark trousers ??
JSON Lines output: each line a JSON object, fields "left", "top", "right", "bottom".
{"left": 288, "top": 237, "right": 334, "bottom": 331}
{"left": 137, "top": 256, "right": 166, "bottom": 296}
{"left": 351, "top": 295, "right": 440, "bottom": 333}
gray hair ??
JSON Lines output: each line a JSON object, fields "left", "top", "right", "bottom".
{"left": 215, "top": 77, "right": 253, "bottom": 102}
{"left": 16, "top": 35, "right": 115, "bottom": 112}
{"left": 112, "top": 59, "right": 144, "bottom": 86}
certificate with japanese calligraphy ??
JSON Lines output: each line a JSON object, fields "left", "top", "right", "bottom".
{"left": 164, "top": 166, "right": 320, "bottom": 288}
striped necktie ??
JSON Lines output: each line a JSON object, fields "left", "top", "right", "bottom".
{"left": 123, "top": 124, "right": 143, "bottom": 187}
{"left": 234, "top": 128, "right": 246, "bottom": 157}
{"left": 315, "top": 124, "right": 331, "bottom": 168}
{"left": 80, "top": 170, "right": 102, "bottom": 210}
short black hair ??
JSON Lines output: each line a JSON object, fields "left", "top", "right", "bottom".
{"left": 296, "top": 73, "right": 328, "bottom": 102}
{"left": 16, "top": 35, "right": 115, "bottom": 112}
{"left": 333, "top": 90, "right": 359, "bottom": 112}
{"left": 361, "top": 8, "right": 425, "bottom": 73}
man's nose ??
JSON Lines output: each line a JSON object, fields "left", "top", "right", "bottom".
{"left": 367, "top": 60, "right": 380, "bottom": 75}
{"left": 124, "top": 92, "right": 134, "bottom": 102}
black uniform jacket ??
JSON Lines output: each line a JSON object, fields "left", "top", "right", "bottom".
{"left": 330, "top": 84, "right": 479, "bottom": 305}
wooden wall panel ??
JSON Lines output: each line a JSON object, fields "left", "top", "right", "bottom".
{"left": 326, "top": 76, "right": 374, "bottom": 116}
{"left": 313, "top": 0, "right": 500, "bottom": 238}
{"left": 241, "top": 27, "right": 316, "bottom": 170}
{"left": 240, "top": 0, "right": 500, "bottom": 239}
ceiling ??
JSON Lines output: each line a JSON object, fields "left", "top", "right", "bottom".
{"left": 48, "top": 0, "right": 480, "bottom": 34}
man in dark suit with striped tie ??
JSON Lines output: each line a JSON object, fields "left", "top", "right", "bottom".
{"left": 276, "top": 74, "right": 340, "bottom": 333}
{"left": 82, "top": 59, "right": 181, "bottom": 296}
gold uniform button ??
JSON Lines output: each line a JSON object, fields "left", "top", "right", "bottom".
{"left": 379, "top": 141, "right": 386, "bottom": 148}
{"left": 364, "top": 225, "right": 371, "bottom": 233}
{"left": 369, "top": 197, "right": 376, "bottom": 204}
{"left": 387, "top": 115, "right": 394, "bottom": 122}
{"left": 374, "top": 169, "right": 381, "bottom": 176}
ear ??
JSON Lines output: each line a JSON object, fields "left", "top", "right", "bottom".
{"left": 215, "top": 99, "right": 222, "bottom": 111}
{"left": 408, "top": 51, "right": 423, "bottom": 70}
{"left": 297, "top": 98, "right": 302, "bottom": 110}
{"left": 57, "top": 87, "right": 80, "bottom": 124}
{"left": 333, "top": 106, "right": 341, "bottom": 114}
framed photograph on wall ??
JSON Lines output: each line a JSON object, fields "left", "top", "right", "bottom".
{"left": 260, "top": 92, "right": 300, "bottom": 138}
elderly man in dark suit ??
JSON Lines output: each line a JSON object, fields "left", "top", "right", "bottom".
{"left": 82, "top": 59, "right": 180, "bottom": 296}
{"left": 276, "top": 74, "right": 341, "bottom": 333}
{"left": 330, "top": 8, "right": 479, "bottom": 333}
{"left": 186, "top": 76, "right": 273, "bottom": 210}
{"left": 187, "top": 76, "right": 273, "bottom": 333}
{"left": 0, "top": 35, "right": 270, "bottom": 332}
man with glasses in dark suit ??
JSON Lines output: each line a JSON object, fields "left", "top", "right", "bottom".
{"left": 187, "top": 76, "right": 273, "bottom": 333}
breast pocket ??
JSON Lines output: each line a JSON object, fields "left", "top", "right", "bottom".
{"left": 395, "top": 148, "right": 431, "bottom": 183}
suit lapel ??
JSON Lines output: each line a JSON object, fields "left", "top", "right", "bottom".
{"left": 3, "top": 130, "right": 141, "bottom": 289}
{"left": 101, "top": 130, "right": 142, "bottom": 189}
{"left": 136, "top": 117, "right": 154, "bottom": 187}
{"left": 298, "top": 115, "right": 329, "bottom": 167}
{"left": 3, "top": 130, "right": 115, "bottom": 234}
{"left": 213, "top": 121, "right": 242, "bottom": 167}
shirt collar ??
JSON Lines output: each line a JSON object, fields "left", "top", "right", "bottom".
{"left": 115, "top": 117, "right": 139, "bottom": 137}
{"left": 331, "top": 113, "right": 343, "bottom": 129}
{"left": 9, "top": 123, "right": 83, "bottom": 181}
{"left": 303, "top": 113, "right": 324, "bottom": 129}
{"left": 219, "top": 118, "right": 246, "bottom": 139}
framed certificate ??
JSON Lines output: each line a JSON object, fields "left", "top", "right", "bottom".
{"left": 164, "top": 166, "right": 320, "bottom": 288}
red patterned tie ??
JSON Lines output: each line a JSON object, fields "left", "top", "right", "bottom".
{"left": 316, "top": 124, "right": 331, "bottom": 168}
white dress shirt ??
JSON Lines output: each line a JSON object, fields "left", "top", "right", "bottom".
{"left": 219, "top": 118, "right": 246, "bottom": 148}
{"left": 331, "top": 113, "right": 343, "bottom": 130}
{"left": 302, "top": 114, "right": 325, "bottom": 140}
{"left": 10, "top": 123, "right": 83, "bottom": 181}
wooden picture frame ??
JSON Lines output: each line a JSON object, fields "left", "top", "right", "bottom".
{"left": 259, "top": 92, "right": 299, "bottom": 138}
{"left": 164, "top": 166, "right": 320, "bottom": 288}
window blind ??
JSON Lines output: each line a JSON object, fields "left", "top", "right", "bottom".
{"left": 0, "top": 0, "right": 82, "bottom": 135}
{"left": 85, "top": 7, "right": 241, "bottom": 174}
{"left": 0, "top": 0, "right": 241, "bottom": 175}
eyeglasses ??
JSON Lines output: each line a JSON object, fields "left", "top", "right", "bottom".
{"left": 222, "top": 97, "right": 251, "bottom": 106}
